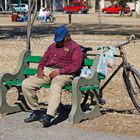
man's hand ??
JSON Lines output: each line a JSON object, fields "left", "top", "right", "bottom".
{"left": 49, "top": 70, "right": 60, "bottom": 80}
{"left": 37, "top": 68, "right": 44, "bottom": 78}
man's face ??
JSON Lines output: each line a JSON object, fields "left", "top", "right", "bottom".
{"left": 56, "top": 39, "right": 65, "bottom": 48}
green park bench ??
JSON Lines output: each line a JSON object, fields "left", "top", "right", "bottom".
{"left": 0, "top": 49, "right": 105, "bottom": 124}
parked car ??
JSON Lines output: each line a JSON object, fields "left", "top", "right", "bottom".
{"left": 62, "top": 1, "right": 89, "bottom": 14}
{"left": 102, "top": 4, "right": 130, "bottom": 14}
{"left": 12, "top": 3, "right": 28, "bottom": 13}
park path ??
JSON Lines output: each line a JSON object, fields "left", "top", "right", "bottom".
{"left": 0, "top": 111, "right": 140, "bottom": 140}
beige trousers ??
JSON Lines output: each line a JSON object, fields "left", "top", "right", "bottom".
{"left": 22, "top": 67, "right": 73, "bottom": 116}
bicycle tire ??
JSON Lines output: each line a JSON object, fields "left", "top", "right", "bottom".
{"left": 123, "top": 67, "right": 140, "bottom": 112}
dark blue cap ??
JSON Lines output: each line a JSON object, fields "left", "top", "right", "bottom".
{"left": 54, "top": 26, "right": 69, "bottom": 42}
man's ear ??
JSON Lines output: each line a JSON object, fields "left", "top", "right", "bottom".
{"left": 65, "top": 34, "right": 71, "bottom": 42}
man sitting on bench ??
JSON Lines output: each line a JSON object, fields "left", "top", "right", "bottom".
{"left": 22, "top": 26, "right": 83, "bottom": 127}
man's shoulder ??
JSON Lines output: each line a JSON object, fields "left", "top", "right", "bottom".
{"left": 70, "top": 39, "right": 80, "bottom": 48}
{"left": 48, "top": 43, "right": 56, "bottom": 48}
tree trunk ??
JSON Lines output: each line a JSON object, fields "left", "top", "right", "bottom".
{"left": 7, "top": 0, "right": 12, "bottom": 8}
{"left": 26, "top": 0, "right": 38, "bottom": 50}
{"left": 0, "top": 0, "right": 4, "bottom": 11}
{"left": 7, "top": 0, "right": 16, "bottom": 12}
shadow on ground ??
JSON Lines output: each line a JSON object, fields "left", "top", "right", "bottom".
{"left": 100, "top": 108, "right": 139, "bottom": 115}
{"left": 51, "top": 105, "right": 70, "bottom": 126}
{"left": 0, "top": 23, "right": 140, "bottom": 39}
{"left": 43, "top": 104, "right": 139, "bottom": 126}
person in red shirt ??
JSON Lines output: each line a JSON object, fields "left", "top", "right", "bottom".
{"left": 11, "top": 12, "right": 20, "bottom": 22}
{"left": 22, "top": 26, "right": 83, "bottom": 127}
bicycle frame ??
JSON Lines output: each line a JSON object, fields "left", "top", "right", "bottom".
{"left": 86, "top": 34, "right": 135, "bottom": 98}
{"left": 100, "top": 45, "right": 130, "bottom": 90}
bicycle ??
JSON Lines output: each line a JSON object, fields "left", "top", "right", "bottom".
{"left": 95, "top": 34, "right": 140, "bottom": 113}
{"left": 61, "top": 35, "right": 140, "bottom": 113}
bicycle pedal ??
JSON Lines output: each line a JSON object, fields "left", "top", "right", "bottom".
{"left": 98, "top": 98, "right": 106, "bottom": 105}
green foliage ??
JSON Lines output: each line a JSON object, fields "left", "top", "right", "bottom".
{"left": 11, "top": 0, "right": 28, "bottom": 4}
{"left": 110, "top": 0, "right": 115, "bottom": 4}
{"left": 118, "top": 0, "right": 129, "bottom": 16}
{"left": 118, "top": 0, "right": 128, "bottom": 5}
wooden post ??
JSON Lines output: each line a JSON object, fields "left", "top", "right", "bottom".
{"left": 0, "top": 0, "right": 4, "bottom": 11}
{"left": 4, "top": 0, "right": 7, "bottom": 11}
{"left": 68, "top": 13, "right": 72, "bottom": 24}
{"left": 132, "top": 0, "right": 137, "bottom": 17}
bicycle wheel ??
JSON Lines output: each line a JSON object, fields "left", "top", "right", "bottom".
{"left": 123, "top": 67, "right": 140, "bottom": 112}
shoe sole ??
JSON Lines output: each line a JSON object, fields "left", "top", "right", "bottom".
{"left": 39, "top": 119, "right": 51, "bottom": 127}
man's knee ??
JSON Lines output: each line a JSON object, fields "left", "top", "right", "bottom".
{"left": 22, "top": 78, "right": 32, "bottom": 90}
{"left": 52, "top": 75, "right": 71, "bottom": 87}
{"left": 22, "top": 78, "right": 37, "bottom": 98}
{"left": 51, "top": 82, "right": 62, "bottom": 90}
{"left": 51, "top": 79, "right": 65, "bottom": 88}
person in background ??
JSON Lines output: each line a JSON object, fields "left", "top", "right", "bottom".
{"left": 17, "top": 12, "right": 28, "bottom": 22}
{"left": 22, "top": 26, "right": 83, "bottom": 127}
{"left": 44, "top": 8, "right": 51, "bottom": 22}
{"left": 21, "top": 12, "right": 28, "bottom": 22}
{"left": 38, "top": 7, "right": 46, "bottom": 23}
{"left": 11, "top": 12, "right": 20, "bottom": 22}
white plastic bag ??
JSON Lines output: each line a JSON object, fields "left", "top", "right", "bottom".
{"left": 97, "top": 53, "right": 107, "bottom": 76}
{"left": 80, "top": 66, "right": 91, "bottom": 78}
{"left": 106, "top": 47, "right": 115, "bottom": 69}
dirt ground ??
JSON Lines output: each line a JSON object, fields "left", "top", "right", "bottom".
{"left": 0, "top": 13, "right": 140, "bottom": 137}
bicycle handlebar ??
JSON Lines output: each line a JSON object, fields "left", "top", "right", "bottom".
{"left": 84, "top": 34, "right": 135, "bottom": 56}
{"left": 114, "top": 34, "right": 135, "bottom": 48}
{"left": 96, "top": 34, "right": 135, "bottom": 52}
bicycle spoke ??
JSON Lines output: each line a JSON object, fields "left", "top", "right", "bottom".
{"left": 131, "top": 71, "right": 140, "bottom": 92}
{"left": 127, "top": 68, "right": 140, "bottom": 112}
{"left": 130, "top": 71, "right": 140, "bottom": 91}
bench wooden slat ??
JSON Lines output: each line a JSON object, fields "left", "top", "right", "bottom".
{"left": 79, "top": 85, "right": 99, "bottom": 91}
{"left": 26, "top": 56, "right": 42, "bottom": 63}
{"left": 3, "top": 80, "right": 99, "bottom": 91}
{"left": 3, "top": 79, "right": 22, "bottom": 86}
{"left": 83, "top": 58, "right": 94, "bottom": 66}
{"left": 23, "top": 68, "right": 37, "bottom": 75}
{"left": 98, "top": 74, "right": 105, "bottom": 79}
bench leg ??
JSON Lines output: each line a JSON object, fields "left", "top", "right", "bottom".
{"left": 68, "top": 90, "right": 101, "bottom": 124}
{"left": 68, "top": 74, "right": 101, "bottom": 124}
{"left": 0, "top": 74, "right": 30, "bottom": 114}
{"left": 0, "top": 83, "right": 21, "bottom": 114}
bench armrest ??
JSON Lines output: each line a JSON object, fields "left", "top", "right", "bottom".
{"left": 0, "top": 49, "right": 31, "bottom": 85}
{"left": 10, "top": 49, "right": 31, "bottom": 80}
